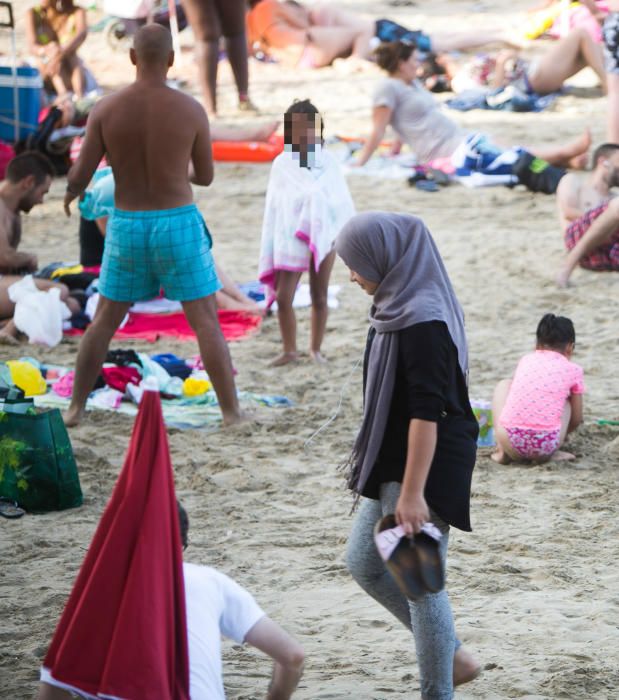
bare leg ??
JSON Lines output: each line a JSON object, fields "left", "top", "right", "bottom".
{"left": 304, "top": 27, "right": 363, "bottom": 66}
{"left": 211, "top": 121, "right": 279, "bottom": 142}
{"left": 490, "top": 378, "right": 517, "bottom": 464}
{"left": 528, "top": 128, "right": 592, "bottom": 169}
{"left": 64, "top": 296, "right": 131, "bottom": 427}
{"left": 308, "top": 250, "right": 335, "bottom": 362}
{"left": 272, "top": 270, "right": 302, "bottom": 366}
{"left": 528, "top": 27, "right": 606, "bottom": 95}
{"left": 557, "top": 198, "right": 619, "bottom": 286}
{"left": 214, "top": 264, "right": 262, "bottom": 314}
{"left": 551, "top": 401, "right": 576, "bottom": 460}
{"left": 194, "top": 39, "right": 220, "bottom": 115}
{"left": 36, "top": 683, "right": 72, "bottom": 700}
{"left": 181, "top": 295, "right": 243, "bottom": 425}
{"left": 0, "top": 319, "right": 18, "bottom": 344}
{"left": 607, "top": 73, "right": 619, "bottom": 142}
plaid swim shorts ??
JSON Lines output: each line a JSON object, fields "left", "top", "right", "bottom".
{"left": 564, "top": 201, "right": 619, "bottom": 271}
{"left": 99, "top": 204, "right": 221, "bottom": 302}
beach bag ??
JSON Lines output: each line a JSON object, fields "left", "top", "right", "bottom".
{"left": 0, "top": 405, "right": 82, "bottom": 512}
{"left": 512, "top": 151, "right": 566, "bottom": 194}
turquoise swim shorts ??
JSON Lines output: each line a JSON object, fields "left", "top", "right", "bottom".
{"left": 99, "top": 204, "right": 221, "bottom": 302}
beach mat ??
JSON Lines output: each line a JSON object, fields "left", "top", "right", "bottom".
{"left": 66, "top": 309, "right": 262, "bottom": 343}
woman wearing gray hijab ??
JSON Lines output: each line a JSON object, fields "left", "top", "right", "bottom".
{"left": 336, "top": 212, "right": 480, "bottom": 699}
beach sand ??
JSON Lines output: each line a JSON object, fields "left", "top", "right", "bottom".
{"left": 2, "top": 0, "right": 619, "bottom": 697}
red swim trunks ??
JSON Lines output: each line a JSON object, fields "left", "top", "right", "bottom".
{"left": 565, "top": 202, "right": 619, "bottom": 271}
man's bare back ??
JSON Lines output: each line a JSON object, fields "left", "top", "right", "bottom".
{"left": 66, "top": 26, "right": 213, "bottom": 211}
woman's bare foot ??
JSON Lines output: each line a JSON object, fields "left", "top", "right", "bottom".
{"left": 270, "top": 351, "right": 299, "bottom": 367}
{"left": 310, "top": 350, "right": 327, "bottom": 364}
{"left": 252, "top": 120, "right": 280, "bottom": 142}
{"left": 63, "top": 406, "right": 85, "bottom": 427}
{"left": 491, "top": 448, "right": 512, "bottom": 464}
{"left": 222, "top": 409, "right": 253, "bottom": 427}
{"left": 564, "top": 129, "right": 592, "bottom": 169}
{"left": 453, "top": 647, "right": 481, "bottom": 687}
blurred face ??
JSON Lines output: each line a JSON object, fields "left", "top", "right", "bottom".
{"left": 349, "top": 268, "right": 379, "bottom": 295}
{"left": 18, "top": 175, "right": 51, "bottom": 213}
{"left": 289, "top": 112, "right": 321, "bottom": 149}
{"left": 397, "top": 50, "right": 418, "bottom": 82}
{"left": 603, "top": 151, "right": 619, "bottom": 187}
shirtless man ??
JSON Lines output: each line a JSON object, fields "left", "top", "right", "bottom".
{"left": 556, "top": 142, "right": 619, "bottom": 286}
{"left": 63, "top": 24, "right": 243, "bottom": 427}
{"left": 0, "top": 152, "right": 77, "bottom": 344}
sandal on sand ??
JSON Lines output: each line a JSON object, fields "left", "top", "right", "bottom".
{"left": 0, "top": 498, "right": 25, "bottom": 519}
{"left": 374, "top": 515, "right": 425, "bottom": 600}
{"left": 413, "top": 524, "right": 445, "bottom": 593}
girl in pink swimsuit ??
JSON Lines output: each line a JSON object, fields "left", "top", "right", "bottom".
{"left": 491, "top": 314, "right": 585, "bottom": 464}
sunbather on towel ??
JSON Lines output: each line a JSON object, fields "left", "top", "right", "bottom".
{"left": 354, "top": 40, "right": 592, "bottom": 172}
{"left": 0, "top": 152, "right": 79, "bottom": 345}
{"left": 247, "top": 0, "right": 518, "bottom": 69}
{"left": 556, "top": 142, "right": 619, "bottom": 286}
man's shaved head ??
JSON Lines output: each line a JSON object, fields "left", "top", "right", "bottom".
{"left": 132, "top": 24, "right": 173, "bottom": 65}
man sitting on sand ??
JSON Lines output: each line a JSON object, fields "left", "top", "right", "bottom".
{"left": 556, "top": 142, "right": 619, "bottom": 286}
{"left": 62, "top": 24, "right": 244, "bottom": 427}
{"left": 0, "top": 152, "right": 79, "bottom": 344}
{"left": 37, "top": 503, "right": 305, "bottom": 700}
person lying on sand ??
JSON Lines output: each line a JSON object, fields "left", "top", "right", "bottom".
{"left": 427, "top": 26, "right": 606, "bottom": 96}
{"left": 0, "top": 152, "right": 80, "bottom": 345}
{"left": 246, "top": 0, "right": 519, "bottom": 69}
{"left": 491, "top": 314, "right": 584, "bottom": 464}
{"left": 62, "top": 25, "right": 243, "bottom": 428}
{"left": 354, "top": 41, "right": 592, "bottom": 171}
{"left": 37, "top": 502, "right": 305, "bottom": 700}
{"left": 556, "top": 142, "right": 619, "bottom": 286}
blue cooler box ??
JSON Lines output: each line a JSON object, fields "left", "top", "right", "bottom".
{"left": 0, "top": 66, "right": 42, "bottom": 143}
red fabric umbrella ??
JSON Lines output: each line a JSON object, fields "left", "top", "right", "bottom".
{"left": 41, "top": 384, "right": 189, "bottom": 699}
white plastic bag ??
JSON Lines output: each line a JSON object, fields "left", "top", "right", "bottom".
{"left": 8, "top": 275, "right": 71, "bottom": 347}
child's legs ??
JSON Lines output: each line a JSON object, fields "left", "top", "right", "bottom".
{"left": 491, "top": 378, "right": 519, "bottom": 460}
{"left": 608, "top": 73, "right": 619, "bottom": 142}
{"left": 275, "top": 269, "right": 302, "bottom": 354}
{"left": 559, "top": 400, "right": 572, "bottom": 444}
{"left": 308, "top": 250, "right": 335, "bottom": 355}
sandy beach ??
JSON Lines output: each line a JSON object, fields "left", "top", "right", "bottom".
{"left": 1, "top": 0, "right": 619, "bottom": 697}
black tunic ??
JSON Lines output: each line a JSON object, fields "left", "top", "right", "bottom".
{"left": 361, "top": 321, "right": 478, "bottom": 531}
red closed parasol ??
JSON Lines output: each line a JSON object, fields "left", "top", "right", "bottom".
{"left": 41, "top": 381, "right": 189, "bottom": 699}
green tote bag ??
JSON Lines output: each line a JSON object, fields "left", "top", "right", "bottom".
{"left": 0, "top": 407, "right": 83, "bottom": 512}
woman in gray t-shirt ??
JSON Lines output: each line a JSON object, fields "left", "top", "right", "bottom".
{"left": 355, "top": 41, "right": 592, "bottom": 170}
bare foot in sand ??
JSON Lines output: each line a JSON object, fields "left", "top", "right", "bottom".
{"left": 222, "top": 409, "right": 253, "bottom": 427}
{"left": 565, "top": 129, "right": 592, "bottom": 169}
{"left": 270, "top": 351, "right": 299, "bottom": 367}
{"left": 310, "top": 350, "right": 327, "bottom": 364}
{"left": 63, "top": 407, "right": 85, "bottom": 428}
{"left": 552, "top": 450, "right": 576, "bottom": 461}
{"left": 453, "top": 646, "right": 481, "bottom": 687}
{"left": 491, "top": 448, "right": 512, "bottom": 464}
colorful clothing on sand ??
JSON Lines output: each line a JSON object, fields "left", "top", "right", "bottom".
{"left": 258, "top": 148, "right": 355, "bottom": 299}
{"left": 100, "top": 204, "right": 221, "bottom": 303}
{"left": 565, "top": 201, "right": 619, "bottom": 270}
{"left": 500, "top": 349, "right": 585, "bottom": 433}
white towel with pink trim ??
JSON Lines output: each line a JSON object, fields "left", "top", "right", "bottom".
{"left": 258, "top": 148, "right": 355, "bottom": 298}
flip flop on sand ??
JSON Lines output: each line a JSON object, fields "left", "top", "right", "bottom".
{"left": 0, "top": 498, "right": 25, "bottom": 519}
{"left": 374, "top": 514, "right": 426, "bottom": 600}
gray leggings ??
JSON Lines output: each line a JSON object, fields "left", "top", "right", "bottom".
{"left": 346, "top": 482, "right": 459, "bottom": 700}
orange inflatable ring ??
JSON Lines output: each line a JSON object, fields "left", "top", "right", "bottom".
{"left": 212, "top": 134, "right": 284, "bottom": 162}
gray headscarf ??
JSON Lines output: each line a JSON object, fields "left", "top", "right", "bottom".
{"left": 335, "top": 211, "right": 469, "bottom": 495}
